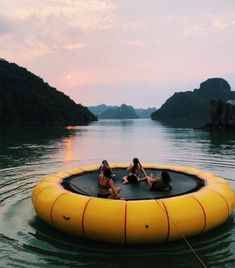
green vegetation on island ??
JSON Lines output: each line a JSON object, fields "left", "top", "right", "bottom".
{"left": 134, "top": 107, "right": 156, "bottom": 118}
{"left": 99, "top": 104, "right": 139, "bottom": 119}
{"left": 88, "top": 104, "right": 117, "bottom": 117}
{"left": 151, "top": 78, "right": 235, "bottom": 127}
{"left": 88, "top": 104, "right": 156, "bottom": 119}
{"left": 0, "top": 59, "right": 97, "bottom": 125}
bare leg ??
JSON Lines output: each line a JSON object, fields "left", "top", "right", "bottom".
{"left": 122, "top": 176, "right": 129, "bottom": 184}
{"left": 146, "top": 176, "right": 153, "bottom": 188}
{"left": 138, "top": 176, "right": 148, "bottom": 182}
{"left": 116, "top": 187, "right": 121, "bottom": 193}
{"left": 109, "top": 187, "right": 121, "bottom": 199}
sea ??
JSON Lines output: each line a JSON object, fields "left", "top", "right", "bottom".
{"left": 0, "top": 119, "right": 235, "bottom": 268}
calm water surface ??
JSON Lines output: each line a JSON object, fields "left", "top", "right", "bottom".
{"left": 0, "top": 119, "right": 235, "bottom": 268}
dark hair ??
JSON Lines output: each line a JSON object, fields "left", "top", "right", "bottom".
{"left": 102, "top": 160, "right": 108, "bottom": 166}
{"left": 161, "top": 171, "right": 171, "bottom": 184}
{"left": 131, "top": 158, "right": 142, "bottom": 173}
{"left": 133, "top": 157, "right": 143, "bottom": 167}
{"left": 103, "top": 168, "right": 112, "bottom": 178}
{"left": 99, "top": 160, "right": 109, "bottom": 172}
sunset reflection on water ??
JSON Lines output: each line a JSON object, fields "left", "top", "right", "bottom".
{"left": 65, "top": 136, "right": 73, "bottom": 168}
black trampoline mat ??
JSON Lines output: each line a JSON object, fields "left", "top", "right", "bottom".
{"left": 62, "top": 168, "right": 204, "bottom": 200}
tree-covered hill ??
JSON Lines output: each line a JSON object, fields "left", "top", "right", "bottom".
{"left": 88, "top": 104, "right": 117, "bottom": 117}
{"left": 99, "top": 104, "right": 139, "bottom": 119}
{"left": 0, "top": 59, "right": 97, "bottom": 124}
{"left": 151, "top": 78, "right": 235, "bottom": 127}
{"left": 88, "top": 104, "right": 156, "bottom": 118}
{"left": 135, "top": 107, "right": 156, "bottom": 118}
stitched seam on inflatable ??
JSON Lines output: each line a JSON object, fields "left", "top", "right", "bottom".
{"left": 213, "top": 191, "right": 230, "bottom": 217}
{"left": 191, "top": 196, "right": 207, "bottom": 233}
{"left": 81, "top": 197, "right": 93, "bottom": 238}
{"left": 50, "top": 193, "right": 68, "bottom": 225}
{"left": 155, "top": 200, "right": 170, "bottom": 242}
{"left": 33, "top": 185, "right": 56, "bottom": 205}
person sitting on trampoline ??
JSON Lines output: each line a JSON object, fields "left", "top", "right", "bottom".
{"left": 97, "top": 168, "right": 121, "bottom": 199}
{"left": 122, "top": 157, "right": 147, "bottom": 184}
{"left": 99, "top": 160, "right": 111, "bottom": 174}
{"left": 145, "top": 171, "right": 172, "bottom": 191}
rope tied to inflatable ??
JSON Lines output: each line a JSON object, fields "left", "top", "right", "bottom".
{"left": 154, "top": 199, "right": 208, "bottom": 268}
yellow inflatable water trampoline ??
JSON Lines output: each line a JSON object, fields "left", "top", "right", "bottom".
{"left": 31, "top": 164, "right": 235, "bottom": 244}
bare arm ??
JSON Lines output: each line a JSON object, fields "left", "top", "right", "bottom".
{"left": 151, "top": 177, "right": 161, "bottom": 183}
{"left": 127, "top": 163, "right": 133, "bottom": 171}
{"left": 140, "top": 166, "right": 147, "bottom": 177}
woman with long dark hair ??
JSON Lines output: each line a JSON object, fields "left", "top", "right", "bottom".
{"left": 98, "top": 160, "right": 111, "bottom": 174}
{"left": 97, "top": 168, "right": 121, "bottom": 199}
{"left": 122, "top": 157, "right": 147, "bottom": 184}
{"left": 145, "top": 171, "right": 172, "bottom": 191}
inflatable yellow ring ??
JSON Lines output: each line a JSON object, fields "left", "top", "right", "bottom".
{"left": 31, "top": 164, "right": 235, "bottom": 244}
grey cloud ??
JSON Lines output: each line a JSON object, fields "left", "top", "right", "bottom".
{"left": 0, "top": 11, "right": 83, "bottom": 53}
{"left": 0, "top": 16, "right": 13, "bottom": 35}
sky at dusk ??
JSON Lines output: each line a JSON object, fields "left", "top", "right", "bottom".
{"left": 0, "top": 0, "right": 235, "bottom": 108}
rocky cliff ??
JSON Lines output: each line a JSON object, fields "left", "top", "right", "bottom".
{"left": 151, "top": 78, "right": 235, "bottom": 127}
{"left": 206, "top": 100, "right": 235, "bottom": 130}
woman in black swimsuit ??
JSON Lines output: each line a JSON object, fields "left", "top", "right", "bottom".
{"left": 145, "top": 171, "right": 172, "bottom": 191}
{"left": 97, "top": 168, "right": 121, "bottom": 199}
{"left": 122, "top": 158, "right": 147, "bottom": 184}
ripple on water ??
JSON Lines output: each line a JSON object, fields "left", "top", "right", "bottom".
{"left": 0, "top": 130, "right": 235, "bottom": 268}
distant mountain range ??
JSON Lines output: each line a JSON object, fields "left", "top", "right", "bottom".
{"left": 3, "top": 59, "right": 232, "bottom": 129}
{"left": 88, "top": 104, "right": 156, "bottom": 119}
{"left": 151, "top": 78, "right": 235, "bottom": 127}
{"left": 0, "top": 59, "right": 96, "bottom": 125}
